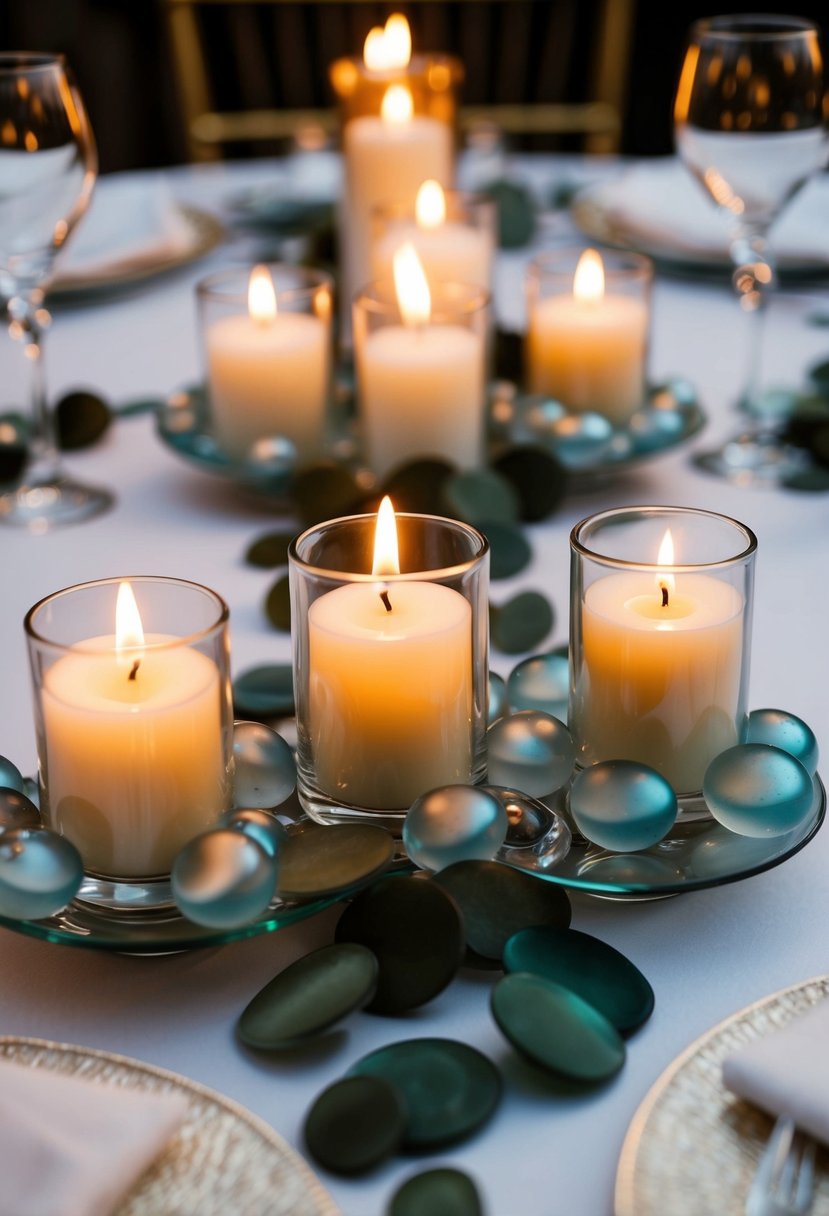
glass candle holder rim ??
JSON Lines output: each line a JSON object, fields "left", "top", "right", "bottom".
{"left": 329, "top": 51, "right": 464, "bottom": 84}
{"left": 527, "top": 247, "right": 654, "bottom": 289}
{"left": 570, "top": 505, "right": 758, "bottom": 573}
{"left": 0, "top": 52, "right": 66, "bottom": 75}
{"left": 373, "top": 189, "right": 497, "bottom": 222}
{"left": 24, "top": 575, "right": 230, "bottom": 656}
{"left": 289, "top": 511, "right": 490, "bottom": 584}
{"left": 356, "top": 279, "right": 490, "bottom": 323}
{"left": 690, "top": 14, "right": 819, "bottom": 42}
{"left": 195, "top": 264, "right": 334, "bottom": 309}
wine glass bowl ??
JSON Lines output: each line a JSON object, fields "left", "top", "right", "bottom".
{"left": 674, "top": 15, "right": 828, "bottom": 483}
{"left": 0, "top": 53, "right": 112, "bottom": 528}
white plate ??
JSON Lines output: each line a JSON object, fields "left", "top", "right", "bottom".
{"left": 615, "top": 975, "right": 829, "bottom": 1216}
{"left": 572, "top": 158, "right": 829, "bottom": 277}
{"left": 0, "top": 1036, "right": 339, "bottom": 1216}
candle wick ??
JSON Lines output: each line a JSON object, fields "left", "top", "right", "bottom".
{"left": 660, "top": 585, "right": 669, "bottom": 608}
{"left": 380, "top": 589, "right": 393, "bottom": 613}
{"left": 128, "top": 659, "right": 141, "bottom": 681}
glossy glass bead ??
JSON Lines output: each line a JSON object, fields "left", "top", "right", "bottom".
{"left": 172, "top": 829, "right": 277, "bottom": 928}
{"left": 569, "top": 760, "right": 677, "bottom": 851}
{"left": 487, "top": 672, "right": 508, "bottom": 725}
{"left": 243, "top": 435, "right": 297, "bottom": 485}
{"left": 507, "top": 650, "right": 569, "bottom": 721}
{"left": 744, "top": 708, "right": 819, "bottom": 776}
{"left": 403, "top": 785, "right": 508, "bottom": 872}
{"left": 0, "top": 788, "right": 41, "bottom": 832}
{"left": 487, "top": 711, "right": 575, "bottom": 797}
{"left": 0, "top": 828, "right": 83, "bottom": 920}
{"left": 220, "top": 807, "right": 287, "bottom": 858}
{"left": 0, "top": 756, "right": 25, "bottom": 795}
{"left": 233, "top": 720, "right": 295, "bottom": 809}
{"left": 547, "top": 412, "right": 614, "bottom": 468}
{"left": 703, "top": 744, "right": 814, "bottom": 838}
{"left": 627, "top": 406, "right": 685, "bottom": 451}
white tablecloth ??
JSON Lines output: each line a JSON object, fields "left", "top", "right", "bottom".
{"left": 1, "top": 157, "right": 829, "bottom": 1216}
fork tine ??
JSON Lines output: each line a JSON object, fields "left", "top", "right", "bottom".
{"left": 754, "top": 1115, "right": 796, "bottom": 1193}
{"left": 793, "top": 1137, "right": 816, "bottom": 1211}
{"left": 746, "top": 1115, "right": 817, "bottom": 1216}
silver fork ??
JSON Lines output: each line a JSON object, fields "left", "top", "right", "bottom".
{"left": 746, "top": 1114, "right": 817, "bottom": 1216}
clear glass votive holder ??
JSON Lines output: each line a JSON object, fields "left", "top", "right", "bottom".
{"left": 525, "top": 248, "right": 653, "bottom": 426}
{"left": 353, "top": 280, "right": 490, "bottom": 478}
{"left": 196, "top": 264, "right": 334, "bottom": 466}
{"left": 25, "top": 576, "right": 234, "bottom": 912}
{"left": 329, "top": 51, "right": 463, "bottom": 131}
{"left": 371, "top": 190, "right": 496, "bottom": 293}
{"left": 569, "top": 506, "right": 756, "bottom": 804}
{"left": 289, "top": 512, "right": 490, "bottom": 829}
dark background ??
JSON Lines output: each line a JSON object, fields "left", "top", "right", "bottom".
{"left": 1, "top": 1, "right": 826, "bottom": 172}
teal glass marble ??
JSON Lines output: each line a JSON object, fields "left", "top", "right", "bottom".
{"left": 171, "top": 829, "right": 277, "bottom": 928}
{"left": 388, "top": 1167, "right": 483, "bottom": 1216}
{"left": 403, "top": 786, "right": 508, "bottom": 872}
{"left": 745, "top": 708, "right": 819, "bottom": 776}
{"left": 220, "top": 807, "right": 286, "bottom": 859}
{"left": 0, "top": 828, "right": 83, "bottom": 920}
{"left": 507, "top": 650, "right": 569, "bottom": 721}
{"left": 233, "top": 721, "right": 295, "bottom": 809}
{"left": 243, "top": 435, "right": 297, "bottom": 480}
{"left": 547, "top": 411, "right": 615, "bottom": 468}
{"left": 0, "top": 788, "right": 41, "bottom": 832}
{"left": 22, "top": 777, "right": 40, "bottom": 809}
{"left": 703, "top": 744, "right": 814, "bottom": 837}
{"left": 627, "top": 405, "right": 685, "bottom": 451}
{"left": 487, "top": 711, "right": 575, "bottom": 797}
{"left": 0, "top": 756, "right": 25, "bottom": 795}
{"left": 569, "top": 760, "right": 677, "bottom": 851}
{"left": 487, "top": 672, "right": 508, "bottom": 725}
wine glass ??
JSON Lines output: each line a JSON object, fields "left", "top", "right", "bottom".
{"left": 0, "top": 53, "right": 112, "bottom": 528}
{"left": 674, "top": 15, "right": 828, "bottom": 483}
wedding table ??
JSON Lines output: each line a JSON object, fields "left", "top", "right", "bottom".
{"left": 1, "top": 155, "right": 828, "bottom": 1216}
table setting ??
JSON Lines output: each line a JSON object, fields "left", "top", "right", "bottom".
{"left": 2, "top": 14, "right": 829, "bottom": 1215}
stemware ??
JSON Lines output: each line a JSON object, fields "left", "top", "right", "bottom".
{"left": 674, "top": 14, "right": 828, "bottom": 483}
{"left": 0, "top": 53, "right": 112, "bottom": 528}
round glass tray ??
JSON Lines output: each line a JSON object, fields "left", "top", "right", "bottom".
{"left": 155, "top": 377, "right": 705, "bottom": 497}
{"left": 537, "top": 774, "right": 825, "bottom": 900}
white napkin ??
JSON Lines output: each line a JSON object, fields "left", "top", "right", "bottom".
{"left": 579, "top": 158, "right": 829, "bottom": 266}
{"left": 722, "top": 996, "right": 829, "bottom": 1144}
{"left": 55, "top": 175, "right": 196, "bottom": 282}
{"left": 0, "top": 1057, "right": 188, "bottom": 1216}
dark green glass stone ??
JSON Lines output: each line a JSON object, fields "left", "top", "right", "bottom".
{"left": 277, "top": 823, "right": 394, "bottom": 899}
{"left": 55, "top": 390, "right": 112, "bottom": 450}
{"left": 502, "top": 926, "right": 655, "bottom": 1035}
{"left": 443, "top": 468, "right": 519, "bottom": 525}
{"left": 350, "top": 1038, "right": 501, "bottom": 1148}
{"left": 491, "top": 446, "right": 567, "bottom": 522}
{"left": 491, "top": 972, "right": 626, "bottom": 1082}
{"left": 483, "top": 520, "right": 533, "bottom": 580}
{"left": 304, "top": 1074, "right": 406, "bottom": 1175}
{"left": 381, "top": 458, "right": 455, "bottom": 513}
{"left": 232, "top": 664, "right": 295, "bottom": 718}
{"left": 388, "top": 1167, "right": 484, "bottom": 1216}
{"left": 490, "top": 591, "right": 555, "bottom": 655}
{"left": 433, "top": 860, "right": 571, "bottom": 960}
{"left": 335, "top": 877, "right": 464, "bottom": 1013}
{"left": 238, "top": 942, "right": 379, "bottom": 1049}
{"left": 245, "top": 530, "right": 294, "bottom": 568}
{"left": 264, "top": 574, "right": 292, "bottom": 631}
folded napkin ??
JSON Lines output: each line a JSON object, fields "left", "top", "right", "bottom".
{"left": 0, "top": 1057, "right": 188, "bottom": 1216}
{"left": 722, "top": 996, "right": 829, "bottom": 1144}
{"left": 55, "top": 175, "right": 196, "bottom": 282}
{"left": 581, "top": 158, "right": 829, "bottom": 266}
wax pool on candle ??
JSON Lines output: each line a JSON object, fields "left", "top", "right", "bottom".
{"left": 372, "top": 181, "right": 493, "bottom": 290}
{"left": 527, "top": 249, "right": 649, "bottom": 424}
{"left": 206, "top": 267, "right": 330, "bottom": 463}
{"left": 41, "top": 633, "right": 228, "bottom": 879}
{"left": 572, "top": 568, "right": 744, "bottom": 793}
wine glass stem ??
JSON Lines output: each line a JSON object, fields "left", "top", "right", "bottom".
{"left": 730, "top": 227, "right": 774, "bottom": 424}
{"left": 14, "top": 294, "right": 61, "bottom": 484}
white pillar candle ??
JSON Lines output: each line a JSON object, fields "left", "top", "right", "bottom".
{"left": 205, "top": 266, "right": 330, "bottom": 463}
{"left": 40, "top": 584, "right": 228, "bottom": 878}
{"left": 572, "top": 531, "right": 744, "bottom": 793}
{"left": 527, "top": 249, "right": 649, "bottom": 424}
{"left": 342, "top": 84, "right": 453, "bottom": 316}
{"left": 356, "top": 243, "right": 486, "bottom": 477}
{"left": 372, "top": 181, "right": 493, "bottom": 290}
{"left": 308, "top": 498, "right": 473, "bottom": 809}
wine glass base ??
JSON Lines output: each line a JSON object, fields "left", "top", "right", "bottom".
{"left": 692, "top": 431, "right": 809, "bottom": 487}
{"left": 0, "top": 475, "right": 114, "bottom": 530}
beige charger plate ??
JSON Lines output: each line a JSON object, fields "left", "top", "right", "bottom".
{"left": 0, "top": 1036, "right": 340, "bottom": 1216}
{"left": 615, "top": 976, "right": 829, "bottom": 1215}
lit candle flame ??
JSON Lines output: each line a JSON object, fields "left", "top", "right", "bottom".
{"left": 116, "top": 581, "right": 145, "bottom": 674}
{"left": 656, "top": 529, "right": 676, "bottom": 601}
{"left": 573, "top": 248, "right": 605, "bottom": 304}
{"left": 393, "top": 241, "right": 431, "bottom": 326}
{"left": 364, "top": 13, "right": 412, "bottom": 70}
{"left": 415, "top": 179, "right": 446, "bottom": 229}
{"left": 373, "top": 495, "right": 400, "bottom": 577}
{"left": 381, "top": 83, "right": 413, "bottom": 125}
{"left": 248, "top": 264, "right": 277, "bottom": 324}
